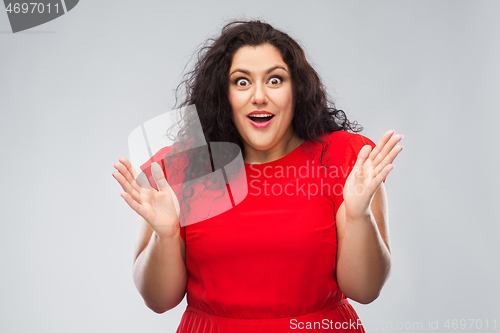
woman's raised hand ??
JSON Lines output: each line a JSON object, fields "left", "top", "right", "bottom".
{"left": 112, "top": 158, "right": 181, "bottom": 238}
{"left": 343, "top": 130, "right": 403, "bottom": 220}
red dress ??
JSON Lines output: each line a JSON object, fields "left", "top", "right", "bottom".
{"left": 176, "top": 130, "right": 376, "bottom": 332}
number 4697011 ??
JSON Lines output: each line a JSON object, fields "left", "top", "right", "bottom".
{"left": 5, "top": 2, "right": 60, "bottom": 14}
{"left": 443, "top": 319, "right": 496, "bottom": 330}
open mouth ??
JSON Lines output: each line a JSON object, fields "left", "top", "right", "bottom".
{"left": 247, "top": 114, "right": 274, "bottom": 123}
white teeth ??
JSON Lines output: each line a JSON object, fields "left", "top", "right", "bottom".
{"left": 249, "top": 114, "right": 273, "bottom": 117}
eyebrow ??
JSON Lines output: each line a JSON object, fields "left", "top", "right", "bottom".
{"left": 229, "top": 66, "right": 288, "bottom": 77}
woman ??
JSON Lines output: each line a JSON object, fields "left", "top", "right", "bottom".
{"left": 113, "top": 20, "right": 403, "bottom": 332}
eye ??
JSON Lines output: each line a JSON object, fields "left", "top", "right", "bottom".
{"left": 268, "top": 76, "right": 283, "bottom": 85}
{"left": 235, "top": 78, "right": 250, "bottom": 87}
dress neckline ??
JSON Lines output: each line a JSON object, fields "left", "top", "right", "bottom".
{"left": 243, "top": 139, "right": 307, "bottom": 167}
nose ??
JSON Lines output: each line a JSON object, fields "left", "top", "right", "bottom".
{"left": 251, "top": 83, "right": 268, "bottom": 106}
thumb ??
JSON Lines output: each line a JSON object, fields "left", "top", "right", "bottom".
{"left": 151, "top": 162, "right": 168, "bottom": 191}
{"left": 353, "top": 145, "right": 372, "bottom": 169}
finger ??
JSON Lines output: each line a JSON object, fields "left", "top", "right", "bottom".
{"left": 373, "top": 164, "right": 395, "bottom": 186}
{"left": 369, "top": 130, "right": 395, "bottom": 161}
{"left": 119, "top": 157, "right": 150, "bottom": 188}
{"left": 119, "top": 157, "right": 138, "bottom": 179}
{"left": 115, "top": 159, "right": 149, "bottom": 192}
{"left": 354, "top": 145, "right": 372, "bottom": 167}
{"left": 351, "top": 145, "right": 373, "bottom": 179}
{"left": 374, "top": 144, "right": 404, "bottom": 175}
{"left": 120, "top": 158, "right": 154, "bottom": 190}
{"left": 135, "top": 172, "right": 153, "bottom": 189}
{"left": 120, "top": 192, "right": 148, "bottom": 219}
{"left": 372, "top": 133, "right": 403, "bottom": 167}
{"left": 114, "top": 160, "right": 141, "bottom": 191}
{"left": 113, "top": 161, "right": 134, "bottom": 185}
{"left": 112, "top": 171, "right": 142, "bottom": 203}
{"left": 151, "top": 162, "right": 169, "bottom": 191}
{"left": 371, "top": 131, "right": 399, "bottom": 164}
{"left": 168, "top": 185, "right": 181, "bottom": 218}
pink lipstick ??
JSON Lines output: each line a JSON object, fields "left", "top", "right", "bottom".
{"left": 247, "top": 111, "right": 275, "bottom": 129}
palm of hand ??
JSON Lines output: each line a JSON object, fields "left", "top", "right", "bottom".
{"left": 343, "top": 130, "right": 403, "bottom": 220}
{"left": 138, "top": 182, "right": 181, "bottom": 231}
{"left": 113, "top": 158, "right": 181, "bottom": 237}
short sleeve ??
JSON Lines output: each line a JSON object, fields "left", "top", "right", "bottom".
{"left": 333, "top": 134, "right": 377, "bottom": 218}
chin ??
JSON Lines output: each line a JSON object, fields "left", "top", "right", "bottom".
{"left": 248, "top": 139, "right": 276, "bottom": 151}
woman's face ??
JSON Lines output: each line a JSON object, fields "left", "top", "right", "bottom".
{"left": 228, "top": 43, "right": 295, "bottom": 162}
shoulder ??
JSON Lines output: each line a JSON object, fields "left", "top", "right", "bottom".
{"left": 304, "top": 131, "right": 375, "bottom": 167}
{"left": 319, "top": 130, "right": 374, "bottom": 146}
{"left": 315, "top": 130, "right": 375, "bottom": 154}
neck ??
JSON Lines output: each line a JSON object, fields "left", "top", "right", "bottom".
{"left": 243, "top": 129, "right": 304, "bottom": 164}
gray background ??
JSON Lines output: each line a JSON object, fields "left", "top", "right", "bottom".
{"left": 1, "top": 0, "right": 499, "bottom": 332}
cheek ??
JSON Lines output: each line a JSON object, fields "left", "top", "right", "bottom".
{"left": 228, "top": 90, "right": 243, "bottom": 112}
{"left": 274, "top": 89, "right": 294, "bottom": 113}
{"left": 281, "top": 90, "right": 295, "bottom": 125}
{"left": 228, "top": 92, "right": 241, "bottom": 124}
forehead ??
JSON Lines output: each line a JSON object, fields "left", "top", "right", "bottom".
{"left": 230, "top": 44, "right": 288, "bottom": 72}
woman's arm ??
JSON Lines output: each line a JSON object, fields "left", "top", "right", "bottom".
{"left": 335, "top": 184, "right": 391, "bottom": 304}
{"left": 335, "top": 130, "right": 402, "bottom": 304}
{"left": 113, "top": 158, "right": 187, "bottom": 313}
{"left": 132, "top": 218, "right": 187, "bottom": 313}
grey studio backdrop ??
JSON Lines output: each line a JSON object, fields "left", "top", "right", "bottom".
{"left": 1, "top": 1, "right": 499, "bottom": 332}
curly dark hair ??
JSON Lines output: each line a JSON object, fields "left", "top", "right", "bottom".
{"left": 166, "top": 20, "right": 362, "bottom": 224}
{"left": 176, "top": 20, "right": 361, "bottom": 154}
